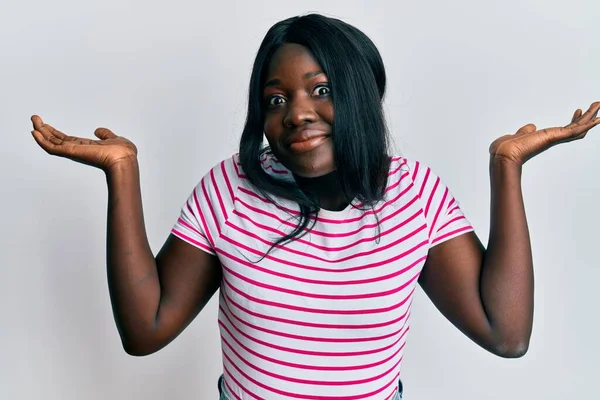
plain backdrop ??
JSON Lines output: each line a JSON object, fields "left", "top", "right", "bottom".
{"left": 1, "top": 0, "right": 599, "bottom": 399}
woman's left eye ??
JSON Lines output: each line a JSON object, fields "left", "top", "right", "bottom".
{"left": 312, "top": 85, "right": 331, "bottom": 96}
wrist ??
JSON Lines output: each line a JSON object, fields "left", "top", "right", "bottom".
{"left": 105, "top": 156, "right": 139, "bottom": 177}
{"left": 489, "top": 155, "right": 523, "bottom": 183}
{"left": 490, "top": 154, "right": 523, "bottom": 170}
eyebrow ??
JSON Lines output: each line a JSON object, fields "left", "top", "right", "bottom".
{"left": 263, "top": 70, "right": 324, "bottom": 89}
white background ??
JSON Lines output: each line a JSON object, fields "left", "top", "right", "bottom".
{"left": 1, "top": 0, "right": 599, "bottom": 398}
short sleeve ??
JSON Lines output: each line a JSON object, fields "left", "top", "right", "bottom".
{"left": 409, "top": 159, "right": 474, "bottom": 248}
{"left": 171, "top": 156, "right": 237, "bottom": 256}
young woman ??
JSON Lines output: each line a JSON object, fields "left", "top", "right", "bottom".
{"left": 30, "top": 13, "right": 599, "bottom": 400}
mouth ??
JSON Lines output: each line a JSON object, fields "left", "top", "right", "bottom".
{"left": 288, "top": 135, "right": 330, "bottom": 153}
{"left": 285, "top": 129, "right": 331, "bottom": 153}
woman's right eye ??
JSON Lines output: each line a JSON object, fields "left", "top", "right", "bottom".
{"left": 267, "top": 96, "right": 286, "bottom": 107}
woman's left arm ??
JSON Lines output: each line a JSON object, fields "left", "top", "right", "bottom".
{"left": 418, "top": 101, "right": 600, "bottom": 358}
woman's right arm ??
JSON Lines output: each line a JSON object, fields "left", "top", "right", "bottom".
{"left": 31, "top": 116, "right": 221, "bottom": 356}
{"left": 106, "top": 160, "right": 221, "bottom": 356}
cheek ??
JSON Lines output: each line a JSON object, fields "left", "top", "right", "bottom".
{"left": 263, "top": 114, "right": 282, "bottom": 140}
{"left": 320, "top": 102, "right": 334, "bottom": 125}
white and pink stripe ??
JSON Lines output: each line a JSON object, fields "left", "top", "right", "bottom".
{"left": 172, "top": 153, "right": 473, "bottom": 399}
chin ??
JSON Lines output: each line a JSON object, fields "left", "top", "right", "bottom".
{"left": 276, "top": 141, "right": 336, "bottom": 178}
{"left": 276, "top": 151, "right": 336, "bottom": 179}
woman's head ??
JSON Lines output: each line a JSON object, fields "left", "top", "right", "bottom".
{"left": 239, "top": 13, "right": 392, "bottom": 251}
{"left": 240, "top": 13, "right": 389, "bottom": 183}
{"left": 262, "top": 42, "right": 336, "bottom": 178}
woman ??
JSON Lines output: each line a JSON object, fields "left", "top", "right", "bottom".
{"left": 30, "top": 13, "right": 599, "bottom": 400}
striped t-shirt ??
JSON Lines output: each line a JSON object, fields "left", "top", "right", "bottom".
{"left": 171, "top": 152, "right": 473, "bottom": 399}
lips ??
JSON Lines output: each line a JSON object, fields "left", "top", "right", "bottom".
{"left": 285, "top": 129, "right": 330, "bottom": 146}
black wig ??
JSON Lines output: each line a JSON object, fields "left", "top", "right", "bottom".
{"left": 239, "top": 13, "right": 391, "bottom": 255}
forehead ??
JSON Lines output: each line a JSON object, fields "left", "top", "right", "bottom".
{"left": 266, "top": 43, "right": 323, "bottom": 78}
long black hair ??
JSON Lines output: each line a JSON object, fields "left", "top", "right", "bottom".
{"left": 239, "top": 13, "right": 391, "bottom": 256}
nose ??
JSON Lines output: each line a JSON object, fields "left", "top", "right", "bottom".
{"left": 283, "top": 96, "right": 317, "bottom": 128}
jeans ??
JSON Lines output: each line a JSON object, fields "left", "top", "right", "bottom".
{"left": 217, "top": 375, "right": 403, "bottom": 399}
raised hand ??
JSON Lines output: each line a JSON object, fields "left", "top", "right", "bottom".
{"left": 30, "top": 115, "right": 138, "bottom": 172}
{"left": 489, "top": 101, "right": 600, "bottom": 165}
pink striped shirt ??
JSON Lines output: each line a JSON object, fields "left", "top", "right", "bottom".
{"left": 171, "top": 152, "right": 473, "bottom": 399}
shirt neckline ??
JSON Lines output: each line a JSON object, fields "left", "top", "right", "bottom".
{"left": 258, "top": 151, "right": 394, "bottom": 221}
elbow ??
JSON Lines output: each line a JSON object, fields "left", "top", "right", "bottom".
{"left": 115, "top": 322, "right": 165, "bottom": 356}
{"left": 492, "top": 339, "right": 530, "bottom": 358}
{"left": 123, "top": 344, "right": 156, "bottom": 357}
{"left": 120, "top": 336, "right": 162, "bottom": 357}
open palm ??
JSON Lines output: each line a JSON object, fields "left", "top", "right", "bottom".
{"left": 490, "top": 101, "right": 600, "bottom": 165}
{"left": 31, "top": 115, "right": 138, "bottom": 171}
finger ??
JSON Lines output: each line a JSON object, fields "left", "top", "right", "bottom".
{"left": 35, "top": 121, "right": 69, "bottom": 143}
{"left": 31, "top": 115, "right": 44, "bottom": 130}
{"left": 577, "top": 101, "right": 600, "bottom": 123}
{"left": 94, "top": 127, "right": 117, "bottom": 140}
{"left": 516, "top": 123, "right": 537, "bottom": 135}
{"left": 564, "top": 116, "right": 600, "bottom": 138}
{"left": 37, "top": 133, "right": 99, "bottom": 158}
{"left": 44, "top": 123, "right": 68, "bottom": 140}
{"left": 569, "top": 117, "right": 600, "bottom": 140}
{"left": 33, "top": 126, "right": 64, "bottom": 146}
{"left": 31, "top": 116, "right": 66, "bottom": 140}
{"left": 571, "top": 109, "right": 582, "bottom": 123}
{"left": 31, "top": 130, "right": 64, "bottom": 155}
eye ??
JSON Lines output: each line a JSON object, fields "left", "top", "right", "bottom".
{"left": 312, "top": 84, "right": 331, "bottom": 97}
{"left": 266, "top": 95, "right": 286, "bottom": 108}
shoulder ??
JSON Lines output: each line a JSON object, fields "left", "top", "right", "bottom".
{"left": 388, "top": 155, "right": 444, "bottom": 195}
{"left": 185, "top": 154, "right": 245, "bottom": 207}
{"left": 193, "top": 151, "right": 293, "bottom": 201}
{"left": 385, "top": 156, "right": 461, "bottom": 230}
{"left": 196, "top": 154, "right": 246, "bottom": 187}
{"left": 387, "top": 155, "right": 431, "bottom": 189}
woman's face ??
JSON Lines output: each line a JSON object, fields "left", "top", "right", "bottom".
{"left": 262, "top": 43, "right": 335, "bottom": 178}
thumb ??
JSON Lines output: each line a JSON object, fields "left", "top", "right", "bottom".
{"left": 516, "top": 123, "right": 537, "bottom": 135}
{"left": 94, "top": 127, "right": 116, "bottom": 140}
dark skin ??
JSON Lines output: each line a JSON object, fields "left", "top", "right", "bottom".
{"left": 262, "top": 44, "right": 348, "bottom": 211}
{"left": 30, "top": 43, "right": 600, "bottom": 358}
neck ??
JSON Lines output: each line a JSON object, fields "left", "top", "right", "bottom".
{"left": 293, "top": 170, "right": 352, "bottom": 211}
